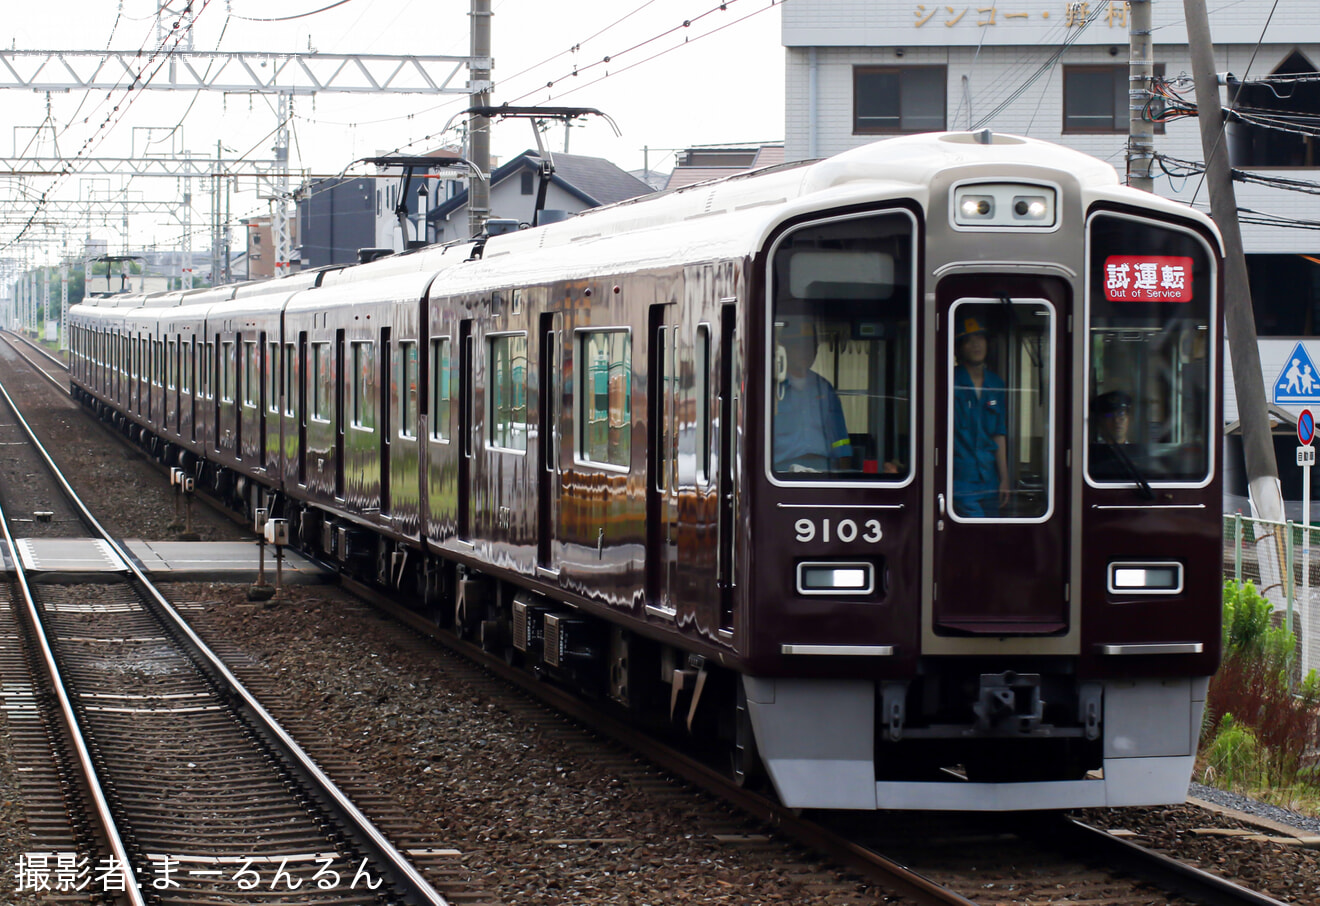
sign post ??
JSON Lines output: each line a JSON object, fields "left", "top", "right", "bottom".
{"left": 1298, "top": 409, "right": 1315, "bottom": 645}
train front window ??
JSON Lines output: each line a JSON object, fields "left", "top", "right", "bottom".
{"left": 768, "top": 211, "right": 914, "bottom": 482}
{"left": 1087, "top": 214, "right": 1214, "bottom": 485}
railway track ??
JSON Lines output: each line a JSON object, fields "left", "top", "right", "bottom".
{"left": 0, "top": 326, "right": 1301, "bottom": 905}
{"left": 0, "top": 356, "right": 479, "bottom": 905}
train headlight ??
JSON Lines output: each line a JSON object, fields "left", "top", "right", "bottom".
{"left": 952, "top": 183, "right": 1057, "bottom": 229}
{"left": 797, "top": 561, "right": 875, "bottom": 595}
{"left": 1107, "top": 561, "right": 1184, "bottom": 595}
{"left": 1012, "top": 195, "right": 1050, "bottom": 221}
{"left": 959, "top": 196, "right": 995, "bottom": 220}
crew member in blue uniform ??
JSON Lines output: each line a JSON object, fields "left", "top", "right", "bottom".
{"left": 952, "top": 317, "right": 1009, "bottom": 516}
{"left": 772, "top": 320, "right": 852, "bottom": 474}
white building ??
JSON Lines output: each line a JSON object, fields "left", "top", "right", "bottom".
{"left": 784, "top": 0, "right": 1320, "bottom": 507}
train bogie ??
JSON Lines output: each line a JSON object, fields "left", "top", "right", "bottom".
{"left": 68, "top": 131, "right": 1225, "bottom": 812}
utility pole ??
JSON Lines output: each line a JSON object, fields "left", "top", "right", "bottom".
{"left": 1182, "top": 0, "right": 1283, "bottom": 523}
{"left": 1126, "top": 0, "right": 1155, "bottom": 190}
{"left": 468, "top": 0, "right": 492, "bottom": 239}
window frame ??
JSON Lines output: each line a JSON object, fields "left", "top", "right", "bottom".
{"left": 1082, "top": 209, "right": 1218, "bottom": 490}
{"left": 430, "top": 336, "right": 452, "bottom": 442}
{"left": 487, "top": 331, "right": 529, "bottom": 453}
{"left": 1063, "top": 64, "right": 1167, "bottom": 134}
{"left": 575, "top": 328, "right": 633, "bottom": 471}
{"left": 852, "top": 65, "right": 948, "bottom": 134}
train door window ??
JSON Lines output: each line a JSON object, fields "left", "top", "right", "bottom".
{"left": 267, "top": 340, "right": 280, "bottom": 415}
{"left": 430, "top": 337, "right": 451, "bottom": 442}
{"left": 284, "top": 342, "right": 296, "bottom": 417}
{"left": 350, "top": 341, "right": 376, "bottom": 431}
{"left": 1086, "top": 213, "right": 1214, "bottom": 486}
{"left": 166, "top": 340, "right": 176, "bottom": 389}
{"left": 221, "top": 341, "right": 235, "bottom": 402}
{"left": 695, "top": 323, "right": 712, "bottom": 485}
{"left": 203, "top": 341, "right": 214, "bottom": 399}
{"left": 488, "top": 333, "right": 528, "bottom": 452}
{"left": 181, "top": 339, "right": 191, "bottom": 394}
{"left": 578, "top": 330, "right": 631, "bottom": 468}
{"left": 768, "top": 211, "right": 916, "bottom": 483}
{"left": 311, "top": 341, "right": 332, "bottom": 422}
{"left": 947, "top": 299, "right": 1055, "bottom": 521}
{"left": 399, "top": 340, "right": 418, "bottom": 439}
{"left": 244, "top": 341, "right": 258, "bottom": 408}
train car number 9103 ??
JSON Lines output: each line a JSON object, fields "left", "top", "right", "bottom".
{"left": 794, "top": 517, "right": 883, "bottom": 544}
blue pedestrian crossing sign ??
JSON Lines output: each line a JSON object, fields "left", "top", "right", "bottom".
{"left": 1275, "top": 343, "right": 1320, "bottom": 405}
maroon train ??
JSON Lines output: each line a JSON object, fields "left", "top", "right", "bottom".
{"left": 68, "top": 131, "right": 1224, "bottom": 810}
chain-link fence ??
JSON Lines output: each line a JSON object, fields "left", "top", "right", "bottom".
{"left": 1223, "top": 514, "right": 1320, "bottom": 677}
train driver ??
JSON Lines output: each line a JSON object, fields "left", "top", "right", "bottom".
{"left": 1094, "top": 390, "right": 1134, "bottom": 444}
{"left": 772, "top": 319, "right": 852, "bottom": 474}
{"left": 952, "top": 316, "right": 1010, "bottom": 517}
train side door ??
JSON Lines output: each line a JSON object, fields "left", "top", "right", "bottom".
{"left": 537, "top": 311, "right": 562, "bottom": 573}
{"left": 931, "top": 282, "right": 1070, "bottom": 636}
{"left": 646, "top": 303, "right": 679, "bottom": 615}
{"left": 457, "top": 318, "right": 474, "bottom": 540}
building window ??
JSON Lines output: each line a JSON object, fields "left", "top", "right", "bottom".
{"left": 853, "top": 66, "right": 946, "bottom": 133}
{"left": 488, "top": 334, "right": 528, "bottom": 451}
{"left": 579, "top": 330, "right": 631, "bottom": 468}
{"left": 1062, "top": 65, "right": 1165, "bottom": 134}
{"left": 521, "top": 170, "right": 535, "bottom": 195}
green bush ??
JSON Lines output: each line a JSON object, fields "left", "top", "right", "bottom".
{"left": 1201, "top": 581, "right": 1320, "bottom": 796}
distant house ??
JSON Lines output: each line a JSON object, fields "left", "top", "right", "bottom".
{"left": 664, "top": 143, "right": 786, "bottom": 190}
{"left": 426, "top": 150, "right": 654, "bottom": 243}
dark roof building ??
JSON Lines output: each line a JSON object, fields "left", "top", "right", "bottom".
{"left": 427, "top": 149, "right": 654, "bottom": 242}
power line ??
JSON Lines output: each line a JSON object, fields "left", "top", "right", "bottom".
{"left": 230, "top": 0, "right": 360, "bottom": 22}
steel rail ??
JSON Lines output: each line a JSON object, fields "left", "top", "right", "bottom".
{"left": 1039, "top": 816, "right": 1293, "bottom": 906}
{"left": 0, "top": 399, "right": 146, "bottom": 902}
{"left": 0, "top": 371, "right": 451, "bottom": 906}
{"left": 340, "top": 574, "right": 979, "bottom": 906}
{"left": 1, "top": 332, "right": 69, "bottom": 394}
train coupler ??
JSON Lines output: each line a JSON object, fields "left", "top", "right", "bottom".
{"left": 972, "top": 672, "right": 1044, "bottom": 734}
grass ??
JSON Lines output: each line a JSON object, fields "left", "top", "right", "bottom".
{"left": 1197, "top": 580, "right": 1320, "bottom": 812}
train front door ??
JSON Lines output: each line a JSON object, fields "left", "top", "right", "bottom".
{"left": 931, "top": 279, "right": 1070, "bottom": 636}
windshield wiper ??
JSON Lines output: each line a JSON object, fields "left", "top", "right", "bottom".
{"left": 1098, "top": 432, "right": 1156, "bottom": 500}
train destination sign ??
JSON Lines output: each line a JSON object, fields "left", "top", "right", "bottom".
{"left": 1103, "top": 255, "right": 1193, "bottom": 302}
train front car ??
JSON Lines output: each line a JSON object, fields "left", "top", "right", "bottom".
{"left": 741, "top": 132, "right": 1223, "bottom": 811}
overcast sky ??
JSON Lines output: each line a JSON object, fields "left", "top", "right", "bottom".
{"left": 2, "top": 0, "right": 785, "bottom": 263}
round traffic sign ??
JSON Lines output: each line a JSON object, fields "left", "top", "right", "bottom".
{"left": 1301, "top": 408, "right": 1315, "bottom": 446}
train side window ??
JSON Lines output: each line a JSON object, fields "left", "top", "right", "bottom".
{"left": 181, "top": 339, "right": 191, "bottom": 394}
{"left": 284, "top": 342, "right": 297, "bottom": 417}
{"left": 351, "top": 340, "right": 376, "bottom": 431}
{"left": 311, "top": 341, "right": 331, "bottom": 422}
{"left": 695, "top": 323, "right": 712, "bottom": 485}
{"left": 430, "top": 337, "right": 451, "bottom": 442}
{"left": 399, "top": 340, "right": 419, "bottom": 439}
{"left": 221, "top": 341, "right": 235, "bottom": 402}
{"left": 244, "top": 340, "right": 259, "bottom": 408}
{"left": 267, "top": 340, "right": 280, "bottom": 415}
{"left": 578, "top": 330, "right": 632, "bottom": 468}
{"left": 488, "top": 333, "right": 528, "bottom": 452}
